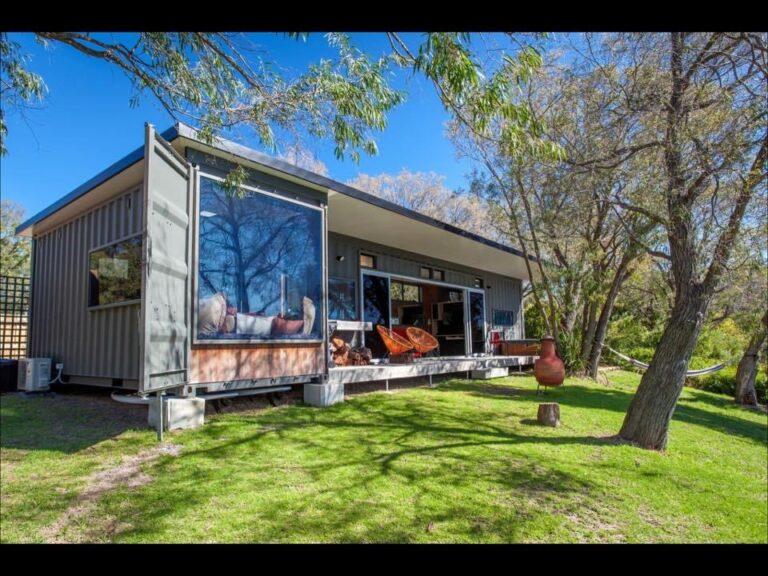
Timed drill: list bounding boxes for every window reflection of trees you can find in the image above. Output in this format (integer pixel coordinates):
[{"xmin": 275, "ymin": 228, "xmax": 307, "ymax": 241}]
[{"xmin": 197, "ymin": 177, "xmax": 322, "ymax": 324}]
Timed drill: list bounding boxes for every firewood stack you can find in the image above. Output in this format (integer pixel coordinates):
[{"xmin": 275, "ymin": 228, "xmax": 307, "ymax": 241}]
[{"xmin": 330, "ymin": 335, "xmax": 372, "ymax": 367}]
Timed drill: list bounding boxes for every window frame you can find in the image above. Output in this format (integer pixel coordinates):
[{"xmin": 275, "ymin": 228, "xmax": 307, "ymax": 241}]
[
  {"xmin": 328, "ymin": 277, "xmax": 358, "ymax": 321},
  {"xmin": 432, "ymin": 268, "xmax": 445, "ymax": 282},
  {"xmin": 419, "ymin": 266, "xmax": 432, "ymax": 279},
  {"xmin": 360, "ymin": 252, "xmax": 376, "ymax": 269},
  {"xmin": 87, "ymin": 233, "xmax": 143, "ymax": 311},
  {"xmin": 192, "ymin": 172, "xmax": 326, "ymax": 346}
]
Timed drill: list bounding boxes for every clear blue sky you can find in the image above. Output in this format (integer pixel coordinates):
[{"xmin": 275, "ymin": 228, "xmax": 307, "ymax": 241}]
[{"xmin": 1, "ymin": 33, "xmax": 480, "ymax": 221}]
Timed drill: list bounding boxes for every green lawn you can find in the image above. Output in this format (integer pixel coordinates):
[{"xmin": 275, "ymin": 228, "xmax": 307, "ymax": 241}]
[{"xmin": 1, "ymin": 370, "xmax": 766, "ymax": 543}]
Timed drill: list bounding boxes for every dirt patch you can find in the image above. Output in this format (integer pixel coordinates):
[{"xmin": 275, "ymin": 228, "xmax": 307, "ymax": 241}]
[{"xmin": 40, "ymin": 443, "xmax": 181, "ymax": 543}]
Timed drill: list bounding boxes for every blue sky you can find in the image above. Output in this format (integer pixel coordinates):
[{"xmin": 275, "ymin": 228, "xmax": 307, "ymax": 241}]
[{"xmin": 1, "ymin": 33, "xmax": 479, "ymax": 220}]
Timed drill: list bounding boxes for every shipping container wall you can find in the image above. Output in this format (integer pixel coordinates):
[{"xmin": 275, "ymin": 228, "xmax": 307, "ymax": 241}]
[
  {"xmin": 28, "ymin": 186, "xmax": 144, "ymax": 387},
  {"xmin": 185, "ymin": 148, "xmax": 327, "ymax": 388},
  {"xmin": 327, "ymin": 232, "xmax": 524, "ymax": 339}
]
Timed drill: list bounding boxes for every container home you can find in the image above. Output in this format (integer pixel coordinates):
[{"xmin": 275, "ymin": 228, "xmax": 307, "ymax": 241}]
[{"xmin": 16, "ymin": 123, "xmax": 534, "ymax": 411}]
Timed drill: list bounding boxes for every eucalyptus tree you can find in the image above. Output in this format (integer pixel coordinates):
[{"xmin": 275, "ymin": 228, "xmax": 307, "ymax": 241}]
[
  {"xmin": 576, "ymin": 33, "xmax": 767, "ymax": 449},
  {"xmin": 452, "ymin": 45, "xmax": 660, "ymax": 373},
  {"xmin": 0, "ymin": 200, "xmax": 30, "ymax": 276},
  {"xmin": 347, "ymin": 170, "xmax": 493, "ymax": 240},
  {"xmin": 734, "ymin": 310, "xmax": 767, "ymax": 406},
  {"xmin": 1, "ymin": 32, "xmax": 405, "ymax": 161},
  {"xmin": 2, "ymin": 32, "xmax": 555, "ymax": 168}
]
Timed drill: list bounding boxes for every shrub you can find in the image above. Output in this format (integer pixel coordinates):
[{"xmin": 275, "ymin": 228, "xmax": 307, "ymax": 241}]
[
  {"xmin": 693, "ymin": 319, "xmax": 748, "ymax": 361},
  {"xmin": 687, "ymin": 362, "xmax": 767, "ymax": 404}
]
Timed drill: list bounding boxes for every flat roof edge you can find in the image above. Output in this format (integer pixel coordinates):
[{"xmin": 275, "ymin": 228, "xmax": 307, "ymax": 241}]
[
  {"xmin": 15, "ymin": 124, "xmax": 180, "ymax": 236},
  {"xmin": 177, "ymin": 123, "xmax": 532, "ymax": 262},
  {"xmin": 15, "ymin": 120, "xmax": 534, "ymax": 266}
]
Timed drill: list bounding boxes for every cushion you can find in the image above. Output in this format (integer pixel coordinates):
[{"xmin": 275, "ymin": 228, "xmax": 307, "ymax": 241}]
[
  {"xmin": 272, "ymin": 316, "xmax": 304, "ymax": 336},
  {"xmin": 236, "ymin": 313, "xmax": 275, "ymax": 336},
  {"xmin": 302, "ymin": 296, "xmax": 316, "ymax": 336},
  {"xmin": 198, "ymin": 293, "xmax": 227, "ymax": 335}
]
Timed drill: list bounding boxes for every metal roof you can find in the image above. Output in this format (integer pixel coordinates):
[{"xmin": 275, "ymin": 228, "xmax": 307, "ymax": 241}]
[{"xmin": 15, "ymin": 122, "xmax": 530, "ymax": 263}]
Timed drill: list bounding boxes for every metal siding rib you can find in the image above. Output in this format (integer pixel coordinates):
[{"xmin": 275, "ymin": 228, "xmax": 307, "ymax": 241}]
[{"xmin": 27, "ymin": 184, "xmax": 142, "ymax": 382}]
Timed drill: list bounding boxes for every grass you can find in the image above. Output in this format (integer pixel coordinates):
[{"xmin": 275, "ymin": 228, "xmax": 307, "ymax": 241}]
[{"xmin": 1, "ymin": 370, "xmax": 766, "ymax": 543}]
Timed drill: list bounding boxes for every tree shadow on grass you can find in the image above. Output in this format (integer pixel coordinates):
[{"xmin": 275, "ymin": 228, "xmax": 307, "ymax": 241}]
[
  {"xmin": 445, "ymin": 380, "xmax": 767, "ymax": 445},
  {"xmin": 0, "ymin": 392, "xmax": 147, "ymax": 454},
  {"xmin": 104, "ymin": 396, "xmax": 604, "ymax": 542}
]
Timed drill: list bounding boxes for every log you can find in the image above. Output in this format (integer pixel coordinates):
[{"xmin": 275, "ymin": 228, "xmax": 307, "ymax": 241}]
[
  {"xmin": 389, "ymin": 352, "xmax": 416, "ymax": 364},
  {"xmin": 537, "ymin": 403, "xmax": 560, "ymax": 427},
  {"xmin": 331, "ymin": 336, "xmax": 347, "ymax": 351}
]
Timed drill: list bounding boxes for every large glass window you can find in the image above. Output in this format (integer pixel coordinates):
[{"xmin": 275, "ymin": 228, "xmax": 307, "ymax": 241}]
[
  {"xmin": 88, "ymin": 236, "xmax": 142, "ymax": 307},
  {"xmin": 196, "ymin": 176, "xmax": 323, "ymax": 341},
  {"xmin": 390, "ymin": 280, "xmax": 422, "ymax": 303},
  {"xmin": 329, "ymin": 278, "xmax": 357, "ymax": 321}
]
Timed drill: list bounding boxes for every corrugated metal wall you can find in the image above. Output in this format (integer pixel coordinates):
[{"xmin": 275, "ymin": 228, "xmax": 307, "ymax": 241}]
[
  {"xmin": 28, "ymin": 173, "xmax": 524, "ymax": 389},
  {"xmin": 29, "ymin": 186, "xmax": 144, "ymax": 384},
  {"xmin": 328, "ymin": 232, "xmax": 523, "ymax": 338}
]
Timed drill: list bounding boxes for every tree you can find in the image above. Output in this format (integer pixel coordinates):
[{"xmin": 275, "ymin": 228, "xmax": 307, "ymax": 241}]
[
  {"xmin": 583, "ymin": 33, "xmax": 768, "ymax": 450},
  {"xmin": 3, "ymin": 33, "xmax": 554, "ymax": 162},
  {"xmin": 347, "ymin": 170, "xmax": 494, "ymax": 239},
  {"xmin": 453, "ymin": 45, "xmax": 660, "ymax": 373},
  {"xmin": 734, "ymin": 310, "xmax": 768, "ymax": 406},
  {"xmin": 0, "ymin": 200, "xmax": 30, "ymax": 276},
  {"xmin": 278, "ymin": 144, "xmax": 330, "ymax": 176},
  {"xmin": 1, "ymin": 32, "xmax": 405, "ymax": 161}
]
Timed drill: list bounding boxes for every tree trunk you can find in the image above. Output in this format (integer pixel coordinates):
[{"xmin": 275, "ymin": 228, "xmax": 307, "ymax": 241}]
[
  {"xmin": 618, "ymin": 288, "xmax": 708, "ymax": 450},
  {"xmin": 587, "ymin": 255, "xmax": 633, "ymax": 379},
  {"xmin": 580, "ymin": 300, "xmax": 597, "ymax": 369},
  {"xmin": 735, "ymin": 311, "xmax": 767, "ymax": 406}
]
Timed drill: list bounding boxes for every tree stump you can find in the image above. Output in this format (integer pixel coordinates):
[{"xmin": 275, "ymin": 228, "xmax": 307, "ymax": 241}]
[{"xmin": 537, "ymin": 403, "xmax": 560, "ymax": 427}]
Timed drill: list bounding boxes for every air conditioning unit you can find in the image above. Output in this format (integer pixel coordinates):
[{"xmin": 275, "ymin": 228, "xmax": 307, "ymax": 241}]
[{"xmin": 18, "ymin": 358, "xmax": 52, "ymax": 392}]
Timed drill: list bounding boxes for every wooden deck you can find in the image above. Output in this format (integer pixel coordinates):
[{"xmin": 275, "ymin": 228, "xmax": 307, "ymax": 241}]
[{"xmin": 328, "ymin": 355, "xmax": 537, "ymax": 385}]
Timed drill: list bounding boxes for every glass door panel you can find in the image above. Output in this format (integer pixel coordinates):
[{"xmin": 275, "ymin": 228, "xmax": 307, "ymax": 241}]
[
  {"xmin": 362, "ymin": 273, "xmax": 390, "ymax": 358},
  {"xmin": 468, "ymin": 290, "xmax": 486, "ymax": 355}
]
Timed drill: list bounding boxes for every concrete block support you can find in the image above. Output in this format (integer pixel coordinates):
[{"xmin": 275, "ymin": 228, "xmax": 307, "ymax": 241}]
[
  {"xmin": 470, "ymin": 367, "xmax": 509, "ymax": 380},
  {"xmin": 148, "ymin": 397, "xmax": 206, "ymax": 431},
  {"xmin": 304, "ymin": 382, "xmax": 345, "ymax": 407}
]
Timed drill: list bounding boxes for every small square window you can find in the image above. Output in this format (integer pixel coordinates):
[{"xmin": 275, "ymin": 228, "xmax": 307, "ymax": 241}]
[
  {"xmin": 432, "ymin": 269, "xmax": 445, "ymax": 282},
  {"xmin": 360, "ymin": 253, "xmax": 376, "ymax": 269},
  {"xmin": 474, "ymin": 277, "xmax": 484, "ymax": 288},
  {"xmin": 420, "ymin": 266, "xmax": 431, "ymax": 279},
  {"xmin": 88, "ymin": 235, "xmax": 142, "ymax": 307}
]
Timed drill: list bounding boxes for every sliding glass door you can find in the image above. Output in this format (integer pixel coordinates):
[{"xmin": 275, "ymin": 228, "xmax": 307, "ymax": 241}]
[
  {"xmin": 467, "ymin": 290, "xmax": 486, "ymax": 355},
  {"xmin": 360, "ymin": 269, "xmax": 487, "ymax": 358},
  {"xmin": 362, "ymin": 273, "xmax": 390, "ymax": 358}
]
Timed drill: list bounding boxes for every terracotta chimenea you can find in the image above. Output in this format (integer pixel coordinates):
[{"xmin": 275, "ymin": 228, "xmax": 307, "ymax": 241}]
[{"xmin": 534, "ymin": 336, "xmax": 565, "ymax": 388}]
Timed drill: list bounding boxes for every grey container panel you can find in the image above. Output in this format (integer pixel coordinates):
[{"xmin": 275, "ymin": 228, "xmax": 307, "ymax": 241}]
[
  {"xmin": 327, "ymin": 232, "xmax": 523, "ymax": 337},
  {"xmin": 140, "ymin": 125, "xmax": 193, "ymax": 392},
  {"xmin": 28, "ymin": 188, "xmax": 144, "ymax": 380},
  {"xmin": 185, "ymin": 149, "xmax": 327, "ymax": 208}
]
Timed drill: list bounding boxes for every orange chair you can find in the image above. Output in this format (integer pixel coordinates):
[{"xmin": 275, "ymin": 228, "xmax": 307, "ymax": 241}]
[
  {"xmin": 405, "ymin": 326, "xmax": 439, "ymax": 354},
  {"xmin": 376, "ymin": 324, "xmax": 414, "ymax": 356}
]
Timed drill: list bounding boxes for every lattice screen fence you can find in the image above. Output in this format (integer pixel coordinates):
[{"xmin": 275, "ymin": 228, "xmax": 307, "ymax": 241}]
[{"xmin": 0, "ymin": 276, "xmax": 30, "ymax": 359}]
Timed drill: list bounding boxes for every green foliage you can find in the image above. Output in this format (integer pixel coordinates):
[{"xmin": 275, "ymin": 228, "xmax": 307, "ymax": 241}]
[
  {"xmin": 0, "ymin": 200, "xmax": 30, "ymax": 276},
  {"xmin": 393, "ymin": 32, "xmax": 564, "ymax": 162},
  {"xmin": 523, "ymin": 300, "xmax": 547, "ymax": 339},
  {"xmin": 606, "ymin": 314, "xmax": 664, "ymax": 354},
  {"xmin": 556, "ymin": 329, "xmax": 584, "ymax": 374},
  {"xmin": 0, "ymin": 33, "xmax": 46, "ymax": 156},
  {"xmin": 608, "ymin": 315, "xmax": 751, "ymax": 367},
  {"xmin": 605, "ymin": 313, "xmax": 765, "ymax": 403},
  {"xmin": 689, "ymin": 364, "xmax": 768, "ymax": 404},
  {"xmin": 692, "ymin": 319, "xmax": 748, "ymax": 362},
  {"xmin": 2, "ymin": 33, "xmax": 406, "ymax": 163}
]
